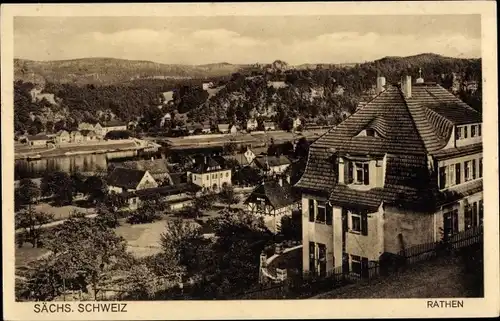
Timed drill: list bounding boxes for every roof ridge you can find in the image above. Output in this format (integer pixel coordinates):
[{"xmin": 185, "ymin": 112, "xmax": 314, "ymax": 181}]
[{"xmin": 399, "ymin": 89, "xmax": 429, "ymax": 154}]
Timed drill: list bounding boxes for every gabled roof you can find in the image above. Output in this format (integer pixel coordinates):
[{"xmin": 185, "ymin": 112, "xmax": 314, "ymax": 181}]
[
  {"xmin": 245, "ymin": 180, "xmax": 296, "ymax": 209},
  {"xmin": 27, "ymin": 134, "xmax": 50, "ymax": 141},
  {"xmin": 119, "ymin": 159, "xmax": 170, "ymax": 175},
  {"xmin": 254, "ymin": 155, "xmax": 291, "ymax": 169},
  {"xmin": 107, "ymin": 168, "xmax": 147, "ymax": 189},
  {"xmin": 103, "ymin": 120, "xmax": 127, "ymax": 127},
  {"xmin": 223, "ymin": 154, "xmax": 251, "ymax": 167},
  {"xmin": 191, "ymin": 156, "xmax": 225, "ymax": 173}
]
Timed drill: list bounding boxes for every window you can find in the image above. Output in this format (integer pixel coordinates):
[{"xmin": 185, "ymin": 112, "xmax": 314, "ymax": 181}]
[
  {"xmin": 464, "ymin": 126, "xmax": 468, "ymax": 138},
  {"xmin": 346, "ymin": 161, "xmax": 354, "ymax": 184},
  {"xmin": 350, "ymin": 211, "xmax": 368, "ymax": 235},
  {"xmin": 366, "ymin": 129, "xmax": 375, "ymax": 137},
  {"xmin": 464, "ymin": 161, "xmax": 471, "ymax": 182},
  {"xmin": 471, "ymin": 125, "xmax": 476, "ymax": 137},
  {"xmin": 326, "ymin": 203, "xmax": 333, "ymax": 225},
  {"xmin": 455, "ymin": 163, "xmax": 461, "ymax": 185},
  {"xmin": 193, "ymin": 176, "xmax": 196, "ymax": 181},
  {"xmin": 206, "ymin": 175, "xmax": 209, "ymax": 180},
  {"xmin": 318, "ymin": 244, "xmax": 327, "ymax": 277},
  {"xmin": 464, "ymin": 204, "xmax": 473, "ymax": 229},
  {"xmin": 351, "ymin": 213, "xmax": 361, "ymax": 233},
  {"xmin": 308, "ymin": 199, "xmax": 315, "ymax": 222},
  {"xmin": 354, "ymin": 162, "xmax": 369, "ymax": 185},
  {"xmin": 478, "ymin": 124, "xmax": 482, "ymax": 136},
  {"xmin": 455, "ymin": 127, "xmax": 462, "ymax": 140},
  {"xmin": 316, "ymin": 204, "xmax": 326, "ymax": 223},
  {"xmin": 472, "ymin": 202, "xmax": 479, "ymax": 227},
  {"xmin": 309, "ymin": 242, "xmax": 316, "ymax": 274},
  {"xmin": 478, "ymin": 200, "xmax": 484, "ymax": 224},
  {"xmin": 226, "ymin": 172, "xmax": 229, "ymax": 177},
  {"xmin": 448, "ymin": 165, "xmax": 455, "ymax": 186},
  {"xmin": 443, "ymin": 209, "xmax": 459, "ymax": 240},
  {"xmin": 472, "ymin": 159, "xmax": 477, "ymax": 179},
  {"xmin": 351, "ymin": 255, "xmax": 361, "ymax": 275},
  {"xmin": 439, "ymin": 166, "xmax": 447, "ymax": 189},
  {"xmin": 479, "ymin": 158, "xmax": 483, "ymax": 178}
]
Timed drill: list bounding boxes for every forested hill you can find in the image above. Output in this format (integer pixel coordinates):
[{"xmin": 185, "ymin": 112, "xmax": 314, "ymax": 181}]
[
  {"xmin": 13, "ymin": 53, "xmax": 482, "ymax": 136},
  {"xmin": 14, "ymin": 58, "xmax": 249, "ymax": 85}
]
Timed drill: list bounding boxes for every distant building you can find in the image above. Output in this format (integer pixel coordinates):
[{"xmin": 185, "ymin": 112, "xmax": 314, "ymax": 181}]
[
  {"xmin": 107, "ymin": 168, "xmax": 158, "ymax": 194},
  {"xmin": 26, "ymin": 134, "xmax": 50, "ymax": 146},
  {"xmin": 80, "ymin": 130, "xmax": 99, "ymax": 142},
  {"xmin": 217, "ymin": 123, "xmax": 230, "ymax": 134},
  {"xmin": 79, "ymin": 122, "xmax": 97, "ymax": 131},
  {"xmin": 252, "ymin": 155, "xmax": 291, "ymax": 176},
  {"xmin": 188, "ymin": 156, "xmax": 232, "ymax": 192},
  {"xmin": 245, "ymin": 178, "xmax": 297, "ymax": 233},
  {"xmin": 102, "ymin": 120, "xmax": 127, "ymax": 135},
  {"xmin": 247, "ymin": 118, "xmax": 258, "ymax": 131},
  {"xmin": 292, "ymin": 117, "xmax": 302, "ymax": 130},
  {"xmin": 69, "ymin": 130, "xmax": 83, "ymax": 143},
  {"xmin": 55, "ymin": 130, "xmax": 70, "ymax": 144},
  {"xmin": 264, "ymin": 121, "xmax": 276, "ymax": 131},
  {"xmin": 202, "ymin": 82, "xmax": 214, "ymax": 91},
  {"xmin": 201, "ymin": 122, "xmax": 212, "ymax": 134},
  {"xmin": 117, "ymin": 159, "xmax": 174, "ymax": 185}
]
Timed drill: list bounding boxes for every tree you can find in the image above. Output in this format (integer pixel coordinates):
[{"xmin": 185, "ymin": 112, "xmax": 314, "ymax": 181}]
[
  {"xmin": 223, "ymin": 141, "xmax": 238, "ymax": 155},
  {"xmin": 70, "ymin": 173, "xmax": 86, "ymax": 196},
  {"xmin": 127, "ymin": 200, "xmax": 163, "ymax": 224},
  {"xmin": 15, "ymin": 208, "xmax": 54, "ymax": 248},
  {"xmin": 41, "ymin": 171, "xmax": 74, "ymax": 205},
  {"xmin": 95, "ymin": 203, "xmax": 120, "ymax": 228},
  {"xmin": 294, "ymin": 137, "xmax": 310, "ymax": 159},
  {"xmin": 218, "ymin": 185, "xmax": 239, "ymax": 209},
  {"xmin": 15, "ymin": 178, "xmax": 40, "ymax": 211},
  {"xmin": 40, "ymin": 213, "xmax": 130, "ymax": 300},
  {"xmin": 160, "ymin": 218, "xmax": 205, "ymax": 272},
  {"xmin": 279, "ymin": 213, "xmax": 302, "ymax": 241},
  {"xmin": 84, "ymin": 175, "xmax": 108, "ymax": 204}
]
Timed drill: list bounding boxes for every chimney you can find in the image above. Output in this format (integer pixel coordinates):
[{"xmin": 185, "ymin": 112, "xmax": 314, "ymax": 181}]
[
  {"xmin": 376, "ymin": 76, "xmax": 386, "ymax": 94},
  {"xmin": 401, "ymin": 75, "xmax": 412, "ymax": 98}
]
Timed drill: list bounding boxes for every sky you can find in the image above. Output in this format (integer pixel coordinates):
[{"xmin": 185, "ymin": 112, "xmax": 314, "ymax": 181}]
[{"xmin": 14, "ymin": 15, "xmax": 481, "ymax": 65}]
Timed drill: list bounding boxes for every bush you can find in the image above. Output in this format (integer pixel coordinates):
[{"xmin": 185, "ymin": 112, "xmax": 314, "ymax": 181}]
[{"xmin": 127, "ymin": 202, "xmax": 163, "ymax": 224}]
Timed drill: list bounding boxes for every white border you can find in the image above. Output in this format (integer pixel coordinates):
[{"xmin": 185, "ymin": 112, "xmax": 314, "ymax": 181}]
[{"xmin": 2, "ymin": 2, "xmax": 499, "ymax": 320}]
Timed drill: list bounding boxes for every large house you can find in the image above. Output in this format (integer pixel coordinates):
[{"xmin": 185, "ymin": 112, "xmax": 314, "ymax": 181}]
[
  {"xmin": 188, "ymin": 156, "xmax": 232, "ymax": 192},
  {"xmin": 245, "ymin": 178, "xmax": 298, "ymax": 233},
  {"xmin": 295, "ymin": 75, "xmax": 483, "ymax": 278}
]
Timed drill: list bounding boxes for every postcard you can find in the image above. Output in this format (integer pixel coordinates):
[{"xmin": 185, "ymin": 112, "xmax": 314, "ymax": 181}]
[{"xmin": 2, "ymin": 1, "xmax": 499, "ymax": 320}]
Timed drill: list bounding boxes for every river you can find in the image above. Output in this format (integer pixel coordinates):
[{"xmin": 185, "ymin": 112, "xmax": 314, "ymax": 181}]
[{"xmin": 15, "ymin": 150, "xmax": 167, "ymax": 180}]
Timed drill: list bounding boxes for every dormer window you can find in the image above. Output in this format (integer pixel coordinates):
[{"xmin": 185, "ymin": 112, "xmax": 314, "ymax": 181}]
[{"xmin": 366, "ymin": 129, "xmax": 375, "ymax": 137}]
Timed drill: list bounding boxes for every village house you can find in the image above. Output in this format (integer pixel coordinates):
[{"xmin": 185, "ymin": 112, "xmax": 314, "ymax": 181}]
[
  {"xmin": 245, "ymin": 178, "xmax": 298, "ymax": 233},
  {"xmin": 101, "ymin": 120, "xmax": 128, "ymax": 135},
  {"xmin": 117, "ymin": 158, "xmax": 174, "ymax": 186},
  {"xmin": 69, "ymin": 130, "xmax": 83, "ymax": 143},
  {"xmin": 121, "ymin": 183, "xmax": 202, "ymax": 211},
  {"xmin": 201, "ymin": 122, "xmax": 212, "ymax": 134},
  {"xmin": 295, "ymin": 75, "xmax": 483, "ymax": 278},
  {"xmin": 55, "ymin": 130, "xmax": 70, "ymax": 144},
  {"xmin": 247, "ymin": 118, "xmax": 259, "ymax": 131},
  {"xmin": 217, "ymin": 123, "xmax": 238, "ymax": 134},
  {"xmin": 264, "ymin": 121, "xmax": 277, "ymax": 131},
  {"xmin": 80, "ymin": 130, "xmax": 99, "ymax": 142},
  {"xmin": 107, "ymin": 168, "xmax": 159, "ymax": 210},
  {"xmin": 26, "ymin": 134, "xmax": 50, "ymax": 146},
  {"xmin": 78, "ymin": 122, "xmax": 97, "ymax": 132},
  {"xmin": 252, "ymin": 155, "xmax": 292, "ymax": 176},
  {"xmin": 292, "ymin": 117, "xmax": 302, "ymax": 130},
  {"xmin": 188, "ymin": 156, "xmax": 232, "ymax": 192}
]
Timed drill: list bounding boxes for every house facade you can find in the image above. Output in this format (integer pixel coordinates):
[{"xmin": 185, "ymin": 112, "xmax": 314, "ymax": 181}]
[
  {"xmin": 26, "ymin": 134, "xmax": 50, "ymax": 146},
  {"xmin": 264, "ymin": 122, "xmax": 276, "ymax": 131},
  {"xmin": 245, "ymin": 179, "xmax": 297, "ymax": 233},
  {"xmin": 102, "ymin": 120, "xmax": 127, "ymax": 135},
  {"xmin": 69, "ymin": 131, "xmax": 83, "ymax": 143},
  {"xmin": 107, "ymin": 168, "xmax": 159, "ymax": 210},
  {"xmin": 247, "ymin": 118, "xmax": 258, "ymax": 131},
  {"xmin": 188, "ymin": 156, "xmax": 232, "ymax": 192},
  {"xmin": 55, "ymin": 130, "xmax": 70, "ymax": 144},
  {"xmin": 295, "ymin": 76, "xmax": 483, "ymax": 278}
]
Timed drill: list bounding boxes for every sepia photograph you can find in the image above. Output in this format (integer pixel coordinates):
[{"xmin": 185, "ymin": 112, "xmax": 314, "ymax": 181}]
[{"xmin": 2, "ymin": 2, "xmax": 498, "ymax": 320}]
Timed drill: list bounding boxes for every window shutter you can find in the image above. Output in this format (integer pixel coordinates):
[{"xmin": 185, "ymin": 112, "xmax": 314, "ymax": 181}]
[
  {"xmin": 346, "ymin": 161, "xmax": 353, "ymax": 184},
  {"xmin": 326, "ymin": 202, "xmax": 333, "ymax": 225},
  {"xmin": 361, "ymin": 257, "xmax": 369, "ymax": 278},
  {"xmin": 363, "ymin": 163, "xmax": 369, "ymax": 185},
  {"xmin": 455, "ymin": 163, "xmax": 461, "ymax": 184},
  {"xmin": 472, "ymin": 159, "xmax": 477, "ymax": 179},
  {"xmin": 361, "ymin": 212, "xmax": 368, "ymax": 236},
  {"xmin": 308, "ymin": 199, "xmax": 315, "ymax": 222}
]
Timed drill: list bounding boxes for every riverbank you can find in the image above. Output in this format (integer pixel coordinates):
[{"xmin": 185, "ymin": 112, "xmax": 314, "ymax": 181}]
[
  {"xmin": 15, "ymin": 139, "xmax": 149, "ymax": 161},
  {"xmin": 144, "ymin": 129, "xmax": 327, "ymax": 149}
]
